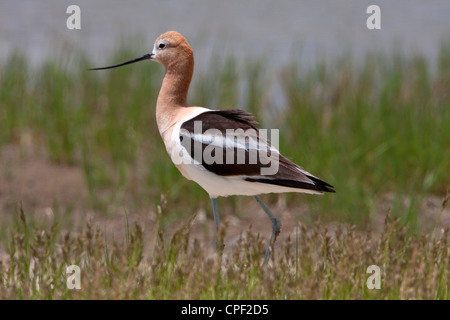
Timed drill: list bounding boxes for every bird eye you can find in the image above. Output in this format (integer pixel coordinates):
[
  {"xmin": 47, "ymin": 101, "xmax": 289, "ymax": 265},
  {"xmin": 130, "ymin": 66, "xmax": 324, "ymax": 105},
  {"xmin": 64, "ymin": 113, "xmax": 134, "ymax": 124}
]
[{"xmin": 158, "ymin": 43, "xmax": 165, "ymax": 49}]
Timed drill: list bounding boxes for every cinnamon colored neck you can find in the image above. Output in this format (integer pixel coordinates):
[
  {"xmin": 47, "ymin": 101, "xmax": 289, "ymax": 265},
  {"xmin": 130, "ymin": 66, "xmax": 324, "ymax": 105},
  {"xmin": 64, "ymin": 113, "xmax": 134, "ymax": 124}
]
[
  {"xmin": 157, "ymin": 58, "xmax": 193, "ymax": 107},
  {"xmin": 155, "ymin": 56, "xmax": 194, "ymax": 134}
]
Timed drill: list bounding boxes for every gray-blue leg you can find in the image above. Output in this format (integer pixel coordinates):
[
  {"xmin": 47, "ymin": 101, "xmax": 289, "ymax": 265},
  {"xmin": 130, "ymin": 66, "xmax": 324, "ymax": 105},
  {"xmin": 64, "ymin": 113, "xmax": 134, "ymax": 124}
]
[
  {"xmin": 254, "ymin": 195, "xmax": 282, "ymax": 265},
  {"xmin": 211, "ymin": 197, "xmax": 223, "ymax": 251}
]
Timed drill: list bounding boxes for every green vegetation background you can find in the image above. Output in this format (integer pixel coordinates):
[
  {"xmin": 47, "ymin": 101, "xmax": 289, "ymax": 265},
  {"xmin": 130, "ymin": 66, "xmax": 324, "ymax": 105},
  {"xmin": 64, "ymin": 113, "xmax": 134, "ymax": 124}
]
[{"xmin": 0, "ymin": 42, "xmax": 448, "ymax": 299}]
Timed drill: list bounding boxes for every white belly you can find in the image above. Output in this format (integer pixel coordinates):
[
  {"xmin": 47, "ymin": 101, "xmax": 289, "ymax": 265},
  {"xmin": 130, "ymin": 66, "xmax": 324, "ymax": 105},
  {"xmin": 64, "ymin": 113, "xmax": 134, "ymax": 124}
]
[{"xmin": 176, "ymin": 162, "xmax": 322, "ymax": 197}]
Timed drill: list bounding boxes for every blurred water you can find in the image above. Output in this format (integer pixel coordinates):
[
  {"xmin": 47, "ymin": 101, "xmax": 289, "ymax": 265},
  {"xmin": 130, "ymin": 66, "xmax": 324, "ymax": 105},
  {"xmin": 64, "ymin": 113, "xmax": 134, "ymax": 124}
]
[{"xmin": 1, "ymin": 0, "xmax": 449, "ymax": 70}]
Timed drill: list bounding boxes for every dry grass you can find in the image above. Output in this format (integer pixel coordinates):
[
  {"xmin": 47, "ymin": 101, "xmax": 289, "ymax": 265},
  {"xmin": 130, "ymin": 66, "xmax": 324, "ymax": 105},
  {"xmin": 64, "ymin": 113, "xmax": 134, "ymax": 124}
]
[{"xmin": 0, "ymin": 196, "xmax": 448, "ymax": 300}]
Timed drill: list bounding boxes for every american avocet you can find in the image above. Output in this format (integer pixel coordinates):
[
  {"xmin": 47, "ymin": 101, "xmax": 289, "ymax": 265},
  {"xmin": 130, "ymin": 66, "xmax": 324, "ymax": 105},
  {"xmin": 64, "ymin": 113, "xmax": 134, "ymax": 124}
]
[{"xmin": 90, "ymin": 31, "xmax": 335, "ymax": 264}]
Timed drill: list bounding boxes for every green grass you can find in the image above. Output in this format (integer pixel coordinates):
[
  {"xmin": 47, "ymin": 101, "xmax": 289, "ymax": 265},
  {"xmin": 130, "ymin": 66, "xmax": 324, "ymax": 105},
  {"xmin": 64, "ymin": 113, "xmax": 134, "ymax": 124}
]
[
  {"xmin": 1, "ymin": 44, "xmax": 448, "ymax": 222},
  {"xmin": 0, "ymin": 42, "xmax": 449, "ymax": 299},
  {"xmin": 280, "ymin": 51, "xmax": 450, "ymax": 226}
]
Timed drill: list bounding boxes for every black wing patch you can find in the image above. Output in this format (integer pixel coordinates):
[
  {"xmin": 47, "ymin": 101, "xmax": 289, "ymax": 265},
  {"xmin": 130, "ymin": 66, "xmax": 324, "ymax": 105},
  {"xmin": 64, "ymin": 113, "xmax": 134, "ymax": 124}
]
[
  {"xmin": 180, "ymin": 109, "xmax": 335, "ymax": 193},
  {"xmin": 181, "ymin": 109, "xmax": 259, "ymax": 133},
  {"xmin": 180, "ymin": 109, "xmax": 269, "ymax": 176}
]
